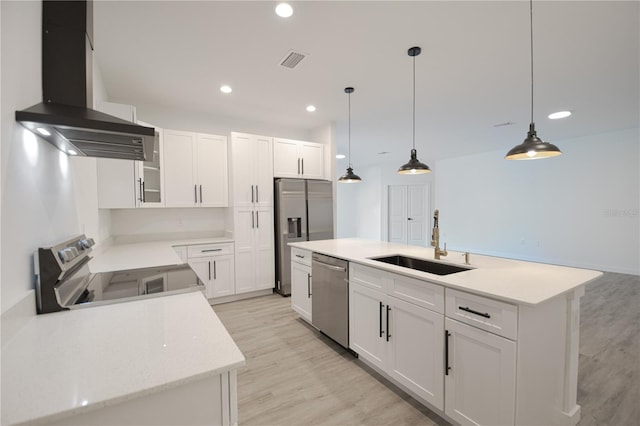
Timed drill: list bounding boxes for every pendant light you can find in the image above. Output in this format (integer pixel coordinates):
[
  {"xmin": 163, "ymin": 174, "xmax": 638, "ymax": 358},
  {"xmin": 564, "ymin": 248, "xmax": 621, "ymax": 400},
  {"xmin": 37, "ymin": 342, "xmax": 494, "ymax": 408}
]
[
  {"xmin": 338, "ymin": 87, "xmax": 362, "ymax": 183},
  {"xmin": 505, "ymin": 0, "xmax": 562, "ymax": 160},
  {"xmin": 398, "ymin": 46, "xmax": 431, "ymax": 175}
]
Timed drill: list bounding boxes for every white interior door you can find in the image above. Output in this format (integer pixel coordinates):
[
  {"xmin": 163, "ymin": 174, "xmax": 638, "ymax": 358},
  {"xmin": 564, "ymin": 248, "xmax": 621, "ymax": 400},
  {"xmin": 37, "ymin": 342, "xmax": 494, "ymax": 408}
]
[
  {"xmin": 388, "ymin": 185, "xmax": 429, "ymax": 246},
  {"xmin": 388, "ymin": 186, "xmax": 407, "ymax": 244},
  {"xmin": 407, "ymin": 185, "xmax": 428, "ymax": 247}
]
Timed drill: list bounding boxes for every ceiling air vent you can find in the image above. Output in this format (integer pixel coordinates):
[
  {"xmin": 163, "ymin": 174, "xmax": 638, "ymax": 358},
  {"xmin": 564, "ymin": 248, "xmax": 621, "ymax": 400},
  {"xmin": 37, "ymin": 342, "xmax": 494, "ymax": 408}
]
[{"xmin": 279, "ymin": 50, "xmax": 307, "ymax": 69}]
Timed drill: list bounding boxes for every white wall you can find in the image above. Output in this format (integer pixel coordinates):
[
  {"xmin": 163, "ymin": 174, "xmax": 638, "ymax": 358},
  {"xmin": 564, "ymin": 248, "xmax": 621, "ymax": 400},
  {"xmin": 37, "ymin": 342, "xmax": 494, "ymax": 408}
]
[
  {"xmin": 1, "ymin": 1, "xmax": 83, "ymax": 312},
  {"xmin": 336, "ymin": 159, "xmax": 434, "ymax": 240},
  {"xmin": 434, "ymin": 127, "xmax": 639, "ymax": 274}
]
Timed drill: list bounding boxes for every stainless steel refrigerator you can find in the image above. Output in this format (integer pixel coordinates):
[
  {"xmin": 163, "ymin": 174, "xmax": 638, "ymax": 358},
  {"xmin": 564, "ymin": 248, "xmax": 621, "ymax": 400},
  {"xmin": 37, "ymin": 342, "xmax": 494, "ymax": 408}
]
[{"xmin": 274, "ymin": 178, "xmax": 334, "ymax": 296}]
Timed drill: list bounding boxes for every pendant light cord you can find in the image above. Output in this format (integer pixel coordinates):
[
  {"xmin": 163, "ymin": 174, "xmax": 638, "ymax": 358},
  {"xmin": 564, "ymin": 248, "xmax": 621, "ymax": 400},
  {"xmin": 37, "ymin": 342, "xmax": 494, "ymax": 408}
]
[
  {"xmin": 348, "ymin": 91, "xmax": 352, "ymax": 168},
  {"xmin": 530, "ymin": 0, "xmax": 534, "ymax": 125},
  {"xmin": 412, "ymin": 53, "xmax": 416, "ymax": 150}
]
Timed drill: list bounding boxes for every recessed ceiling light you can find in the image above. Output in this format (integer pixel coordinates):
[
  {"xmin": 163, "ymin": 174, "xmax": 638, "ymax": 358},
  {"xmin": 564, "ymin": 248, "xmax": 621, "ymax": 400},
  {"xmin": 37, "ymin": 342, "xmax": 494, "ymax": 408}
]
[
  {"xmin": 220, "ymin": 85, "xmax": 232, "ymax": 94},
  {"xmin": 275, "ymin": 3, "xmax": 293, "ymax": 18},
  {"xmin": 67, "ymin": 149, "xmax": 78, "ymax": 156},
  {"xmin": 306, "ymin": 105, "xmax": 316, "ymax": 112},
  {"xmin": 36, "ymin": 127, "xmax": 51, "ymax": 136},
  {"xmin": 336, "ymin": 154, "xmax": 346, "ymax": 159},
  {"xmin": 548, "ymin": 110, "xmax": 571, "ymax": 120}
]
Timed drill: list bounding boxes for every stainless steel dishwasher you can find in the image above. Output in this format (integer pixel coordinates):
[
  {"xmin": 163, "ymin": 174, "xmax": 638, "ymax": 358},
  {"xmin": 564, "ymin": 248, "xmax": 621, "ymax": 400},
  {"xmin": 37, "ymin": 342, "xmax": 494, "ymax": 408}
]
[{"xmin": 311, "ymin": 253, "xmax": 349, "ymax": 348}]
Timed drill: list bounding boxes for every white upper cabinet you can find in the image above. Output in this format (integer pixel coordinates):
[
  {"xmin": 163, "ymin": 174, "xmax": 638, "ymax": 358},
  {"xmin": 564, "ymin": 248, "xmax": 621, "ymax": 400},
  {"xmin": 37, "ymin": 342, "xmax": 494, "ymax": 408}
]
[
  {"xmin": 136, "ymin": 120, "xmax": 164, "ymax": 208},
  {"xmin": 273, "ymin": 138, "xmax": 324, "ymax": 179},
  {"xmin": 230, "ymin": 132, "xmax": 273, "ymax": 207},
  {"xmin": 164, "ymin": 130, "xmax": 228, "ymax": 208}
]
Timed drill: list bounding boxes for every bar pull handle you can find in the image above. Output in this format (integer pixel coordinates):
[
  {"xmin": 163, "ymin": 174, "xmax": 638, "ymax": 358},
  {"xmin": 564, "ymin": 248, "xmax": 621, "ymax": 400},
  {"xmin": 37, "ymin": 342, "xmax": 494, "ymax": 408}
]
[
  {"xmin": 194, "ymin": 185, "xmax": 198, "ymax": 203},
  {"xmin": 256, "ymin": 185, "xmax": 259, "ymax": 203},
  {"xmin": 379, "ymin": 302, "xmax": 384, "ymax": 338},
  {"xmin": 297, "ymin": 158, "xmax": 300, "ymax": 175},
  {"xmin": 256, "ymin": 211, "xmax": 259, "ymax": 228},
  {"xmin": 251, "ymin": 211, "xmax": 255, "ymax": 229},
  {"xmin": 459, "ymin": 306, "xmax": 491, "ymax": 319},
  {"xmin": 307, "ymin": 273, "xmax": 312, "ymax": 298},
  {"xmin": 251, "ymin": 185, "xmax": 254, "ymax": 203},
  {"xmin": 386, "ymin": 305, "xmax": 392, "ymax": 342},
  {"xmin": 199, "ymin": 185, "xmax": 203, "ymax": 204},
  {"xmin": 301, "ymin": 158, "xmax": 304, "ymax": 175},
  {"xmin": 201, "ymin": 248, "xmax": 222, "ymax": 253},
  {"xmin": 213, "ymin": 261, "xmax": 217, "ymax": 280},
  {"xmin": 138, "ymin": 178, "xmax": 144, "ymax": 202},
  {"xmin": 208, "ymin": 261, "xmax": 211, "ymax": 281},
  {"xmin": 445, "ymin": 330, "xmax": 451, "ymax": 375},
  {"xmin": 141, "ymin": 181, "xmax": 146, "ymax": 203},
  {"xmin": 295, "ymin": 254, "xmax": 305, "ymax": 259}
]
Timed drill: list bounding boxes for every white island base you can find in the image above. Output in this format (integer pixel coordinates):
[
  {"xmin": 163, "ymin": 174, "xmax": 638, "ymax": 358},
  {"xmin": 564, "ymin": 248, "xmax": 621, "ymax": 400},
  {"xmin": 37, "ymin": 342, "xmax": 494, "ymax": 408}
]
[{"xmin": 46, "ymin": 372, "xmax": 238, "ymax": 426}]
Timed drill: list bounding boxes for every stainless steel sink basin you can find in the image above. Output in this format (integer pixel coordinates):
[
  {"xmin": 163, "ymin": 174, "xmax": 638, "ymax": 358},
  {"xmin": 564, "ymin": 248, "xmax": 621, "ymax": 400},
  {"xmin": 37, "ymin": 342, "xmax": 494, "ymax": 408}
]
[{"xmin": 370, "ymin": 255, "xmax": 471, "ymax": 276}]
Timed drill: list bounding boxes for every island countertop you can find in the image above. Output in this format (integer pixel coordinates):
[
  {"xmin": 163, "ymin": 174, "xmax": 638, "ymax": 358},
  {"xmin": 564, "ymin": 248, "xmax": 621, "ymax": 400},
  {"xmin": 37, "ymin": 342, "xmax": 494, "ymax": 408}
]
[
  {"xmin": 289, "ymin": 238, "xmax": 602, "ymax": 306},
  {"xmin": 1, "ymin": 292, "xmax": 245, "ymax": 425}
]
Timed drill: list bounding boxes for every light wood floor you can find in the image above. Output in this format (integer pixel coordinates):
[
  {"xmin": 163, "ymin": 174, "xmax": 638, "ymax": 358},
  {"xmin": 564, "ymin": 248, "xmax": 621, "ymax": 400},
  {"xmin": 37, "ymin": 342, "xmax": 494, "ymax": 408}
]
[{"xmin": 213, "ymin": 272, "xmax": 639, "ymax": 426}]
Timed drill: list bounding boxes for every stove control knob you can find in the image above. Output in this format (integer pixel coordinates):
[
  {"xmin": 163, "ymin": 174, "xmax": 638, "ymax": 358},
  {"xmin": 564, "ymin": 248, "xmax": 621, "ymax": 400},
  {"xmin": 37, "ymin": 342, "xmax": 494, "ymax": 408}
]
[
  {"xmin": 76, "ymin": 241, "xmax": 85, "ymax": 251},
  {"xmin": 58, "ymin": 250, "xmax": 68, "ymax": 263},
  {"xmin": 69, "ymin": 247, "xmax": 79, "ymax": 258},
  {"xmin": 85, "ymin": 238, "xmax": 95, "ymax": 248}
]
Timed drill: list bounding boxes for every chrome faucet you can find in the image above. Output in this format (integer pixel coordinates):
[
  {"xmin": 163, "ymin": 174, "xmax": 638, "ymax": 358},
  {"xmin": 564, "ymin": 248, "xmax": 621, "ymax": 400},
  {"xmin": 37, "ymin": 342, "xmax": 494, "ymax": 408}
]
[{"xmin": 431, "ymin": 209, "xmax": 447, "ymax": 260}]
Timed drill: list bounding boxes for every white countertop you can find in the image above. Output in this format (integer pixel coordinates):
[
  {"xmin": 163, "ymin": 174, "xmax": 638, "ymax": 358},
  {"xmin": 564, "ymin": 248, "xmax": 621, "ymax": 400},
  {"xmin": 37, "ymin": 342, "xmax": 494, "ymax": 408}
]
[
  {"xmin": 289, "ymin": 238, "xmax": 603, "ymax": 306},
  {"xmin": 1, "ymin": 292, "xmax": 245, "ymax": 425},
  {"xmin": 89, "ymin": 237, "xmax": 234, "ymax": 273}
]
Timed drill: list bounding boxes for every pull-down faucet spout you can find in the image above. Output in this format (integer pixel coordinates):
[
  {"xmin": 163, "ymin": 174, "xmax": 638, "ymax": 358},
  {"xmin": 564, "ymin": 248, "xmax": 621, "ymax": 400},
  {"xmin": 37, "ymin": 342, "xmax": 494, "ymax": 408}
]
[{"xmin": 431, "ymin": 209, "xmax": 447, "ymax": 260}]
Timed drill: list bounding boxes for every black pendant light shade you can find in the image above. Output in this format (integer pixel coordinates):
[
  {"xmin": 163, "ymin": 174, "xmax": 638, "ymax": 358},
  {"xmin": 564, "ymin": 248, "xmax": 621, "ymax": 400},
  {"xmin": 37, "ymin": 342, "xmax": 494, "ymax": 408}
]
[
  {"xmin": 505, "ymin": 123, "xmax": 562, "ymax": 160},
  {"xmin": 338, "ymin": 87, "xmax": 362, "ymax": 183},
  {"xmin": 505, "ymin": 0, "xmax": 562, "ymax": 161},
  {"xmin": 398, "ymin": 46, "xmax": 431, "ymax": 175}
]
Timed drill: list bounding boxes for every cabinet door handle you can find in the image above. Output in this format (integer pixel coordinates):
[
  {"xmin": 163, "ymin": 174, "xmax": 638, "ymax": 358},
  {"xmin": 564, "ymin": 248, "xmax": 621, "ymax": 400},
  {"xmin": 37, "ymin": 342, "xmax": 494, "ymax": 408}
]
[
  {"xmin": 213, "ymin": 261, "xmax": 217, "ymax": 280},
  {"xmin": 138, "ymin": 178, "xmax": 144, "ymax": 202},
  {"xmin": 251, "ymin": 185, "xmax": 254, "ymax": 203},
  {"xmin": 208, "ymin": 261, "xmax": 211, "ymax": 281},
  {"xmin": 301, "ymin": 158, "xmax": 304, "ymax": 175},
  {"xmin": 295, "ymin": 254, "xmax": 305, "ymax": 259},
  {"xmin": 194, "ymin": 185, "xmax": 198, "ymax": 203},
  {"xmin": 459, "ymin": 306, "xmax": 491, "ymax": 319},
  {"xmin": 379, "ymin": 302, "xmax": 384, "ymax": 338},
  {"xmin": 256, "ymin": 185, "xmax": 259, "ymax": 203},
  {"xmin": 445, "ymin": 330, "xmax": 451, "ymax": 375},
  {"xmin": 199, "ymin": 185, "xmax": 203, "ymax": 204},
  {"xmin": 141, "ymin": 181, "xmax": 146, "ymax": 203},
  {"xmin": 256, "ymin": 211, "xmax": 259, "ymax": 228},
  {"xmin": 251, "ymin": 211, "xmax": 255, "ymax": 229},
  {"xmin": 386, "ymin": 305, "xmax": 392, "ymax": 342},
  {"xmin": 201, "ymin": 248, "xmax": 222, "ymax": 253},
  {"xmin": 297, "ymin": 158, "xmax": 300, "ymax": 174},
  {"xmin": 307, "ymin": 273, "xmax": 311, "ymax": 298},
  {"xmin": 407, "ymin": 218, "xmax": 413, "ymax": 221}
]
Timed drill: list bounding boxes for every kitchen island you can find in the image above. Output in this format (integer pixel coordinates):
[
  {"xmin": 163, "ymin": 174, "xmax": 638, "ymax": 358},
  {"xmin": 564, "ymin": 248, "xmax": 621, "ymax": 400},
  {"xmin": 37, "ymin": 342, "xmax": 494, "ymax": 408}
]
[
  {"xmin": 1, "ymin": 292, "xmax": 245, "ymax": 425},
  {"xmin": 289, "ymin": 238, "xmax": 602, "ymax": 426}
]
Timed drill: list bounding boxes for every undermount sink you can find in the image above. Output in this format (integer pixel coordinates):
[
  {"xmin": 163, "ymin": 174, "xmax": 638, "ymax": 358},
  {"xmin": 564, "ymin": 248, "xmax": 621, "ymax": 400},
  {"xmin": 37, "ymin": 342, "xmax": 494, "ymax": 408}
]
[{"xmin": 370, "ymin": 255, "xmax": 471, "ymax": 276}]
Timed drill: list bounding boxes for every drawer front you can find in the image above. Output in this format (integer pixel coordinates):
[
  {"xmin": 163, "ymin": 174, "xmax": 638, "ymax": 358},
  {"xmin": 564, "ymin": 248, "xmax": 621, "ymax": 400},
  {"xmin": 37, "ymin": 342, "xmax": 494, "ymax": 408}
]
[
  {"xmin": 350, "ymin": 263, "xmax": 388, "ymax": 292},
  {"xmin": 187, "ymin": 243, "xmax": 234, "ymax": 258},
  {"xmin": 291, "ymin": 247, "xmax": 312, "ymax": 267},
  {"xmin": 389, "ymin": 273, "xmax": 444, "ymax": 314},
  {"xmin": 445, "ymin": 288, "xmax": 518, "ymax": 340}
]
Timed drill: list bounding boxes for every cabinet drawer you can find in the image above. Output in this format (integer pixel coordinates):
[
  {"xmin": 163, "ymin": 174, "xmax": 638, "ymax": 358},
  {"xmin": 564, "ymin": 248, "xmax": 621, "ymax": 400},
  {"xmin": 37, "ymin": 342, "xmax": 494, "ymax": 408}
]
[
  {"xmin": 187, "ymin": 243, "xmax": 234, "ymax": 258},
  {"xmin": 445, "ymin": 289, "xmax": 518, "ymax": 340},
  {"xmin": 389, "ymin": 273, "xmax": 444, "ymax": 314},
  {"xmin": 350, "ymin": 263, "xmax": 387, "ymax": 292},
  {"xmin": 291, "ymin": 247, "xmax": 312, "ymax": 267}
]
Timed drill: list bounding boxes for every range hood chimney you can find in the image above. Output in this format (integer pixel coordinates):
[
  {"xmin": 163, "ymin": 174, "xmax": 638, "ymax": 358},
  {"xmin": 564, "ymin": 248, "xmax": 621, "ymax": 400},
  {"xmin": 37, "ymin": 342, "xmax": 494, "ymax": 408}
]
[{"xmin": 15, "ymin": 0, "xmax": 154, "ymax": 161}]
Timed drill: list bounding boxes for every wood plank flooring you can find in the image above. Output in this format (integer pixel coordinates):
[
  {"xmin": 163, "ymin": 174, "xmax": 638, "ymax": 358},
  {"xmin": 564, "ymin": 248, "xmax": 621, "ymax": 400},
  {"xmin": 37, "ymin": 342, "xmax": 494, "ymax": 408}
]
[{"xmin": 213, "ymin": 272, "xmax": 639, "ymax": 426}]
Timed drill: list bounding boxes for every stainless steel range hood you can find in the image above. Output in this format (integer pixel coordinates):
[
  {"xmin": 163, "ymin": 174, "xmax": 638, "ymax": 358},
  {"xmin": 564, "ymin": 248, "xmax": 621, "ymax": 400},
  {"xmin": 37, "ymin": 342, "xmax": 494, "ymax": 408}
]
[{"xmin": 15, "ymin": 0, "xmax": 154, "ymax": 161}]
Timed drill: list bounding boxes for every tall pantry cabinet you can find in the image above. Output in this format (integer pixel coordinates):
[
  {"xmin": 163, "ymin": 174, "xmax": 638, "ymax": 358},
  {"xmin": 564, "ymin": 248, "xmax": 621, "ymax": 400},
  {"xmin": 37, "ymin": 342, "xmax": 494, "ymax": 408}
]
[{"xmin": 229, "ymin": 132, "xmax": 275, "ymax": 294}]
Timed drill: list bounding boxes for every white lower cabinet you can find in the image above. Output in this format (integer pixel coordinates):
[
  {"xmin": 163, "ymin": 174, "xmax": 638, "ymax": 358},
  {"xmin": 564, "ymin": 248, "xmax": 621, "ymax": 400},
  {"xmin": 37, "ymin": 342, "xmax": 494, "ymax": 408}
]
[
  {"xmin": 349, "ymin": 268, "xmax": 444, "ymax": 410},
  {"xmin": 233, "ymin": 207, "xmax": 274, "ymax": 294},
  {"xmin": 291, "ymin": 249, "xmax": 312, "ymax": 322},
  {"xmin": 444, "ymin": 318, "xmax": 516, "ymax": 426},
  {"xmin": 187, "ymin": 244, "xmax": 235, "ymax": 299}
]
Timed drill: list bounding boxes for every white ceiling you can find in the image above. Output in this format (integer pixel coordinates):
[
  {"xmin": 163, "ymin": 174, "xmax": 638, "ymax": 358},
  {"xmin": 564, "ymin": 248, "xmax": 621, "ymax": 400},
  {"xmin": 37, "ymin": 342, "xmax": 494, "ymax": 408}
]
[{"xmin": 94, "ymin": 1, "xmax": 639, "ymax": 167}]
